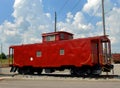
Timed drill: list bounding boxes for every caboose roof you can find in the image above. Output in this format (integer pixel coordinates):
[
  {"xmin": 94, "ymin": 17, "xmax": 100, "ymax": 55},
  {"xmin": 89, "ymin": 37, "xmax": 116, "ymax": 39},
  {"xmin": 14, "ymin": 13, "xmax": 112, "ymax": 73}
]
[
  {"xmin": 87, "ymin": 35, "xmax": 109, "ymax": 42},
  {"xmin": 9, "ymin": 31, "xmax": 110, "ymax": 48},
  {"xmin": 42, "ymin": 31, "xmax": 73, "ymax": 37}
]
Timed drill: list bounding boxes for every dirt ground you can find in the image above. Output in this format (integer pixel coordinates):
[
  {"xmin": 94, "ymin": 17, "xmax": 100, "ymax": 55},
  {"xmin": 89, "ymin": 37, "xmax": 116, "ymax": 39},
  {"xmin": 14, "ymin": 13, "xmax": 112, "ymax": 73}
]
[
  {"xmin": 0, "ymin": 64, "xmax": 120, "ymax": 88},
  {"xmin": 0, "ymin": 79, "xmax": 120, "ymax": 88}
]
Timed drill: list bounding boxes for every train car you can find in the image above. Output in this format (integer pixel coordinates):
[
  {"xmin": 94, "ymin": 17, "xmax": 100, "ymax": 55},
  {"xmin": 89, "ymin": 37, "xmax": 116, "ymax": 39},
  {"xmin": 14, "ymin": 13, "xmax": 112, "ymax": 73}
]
[
  {"xmin": 112, "ymin": 53, "xmax": 120, "ymax": 63},
  {"xmin": 9, "ymin": 31, "xmax": 113, "ymax": 76}
]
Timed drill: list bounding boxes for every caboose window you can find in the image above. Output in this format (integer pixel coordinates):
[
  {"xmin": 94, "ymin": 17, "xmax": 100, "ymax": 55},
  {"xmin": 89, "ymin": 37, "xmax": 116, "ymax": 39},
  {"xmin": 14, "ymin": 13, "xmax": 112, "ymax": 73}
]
[
  {"xmin": 36, "ymin": 51, "xmax": 42, "ymax": 57},
  {"xmin": 60, "ymin": 33, "xmax": 64, "ymax": 40},
  {"xmin": 46, "ymin": 35, "xmax": 55, "ymax": 41},
  {"xmin": 69, "ymin": 35, "xmax": 73, "ymax": 39},
  {"xmin": 60, "ymin": 49, "xmax": 65, "ymax": 55}
]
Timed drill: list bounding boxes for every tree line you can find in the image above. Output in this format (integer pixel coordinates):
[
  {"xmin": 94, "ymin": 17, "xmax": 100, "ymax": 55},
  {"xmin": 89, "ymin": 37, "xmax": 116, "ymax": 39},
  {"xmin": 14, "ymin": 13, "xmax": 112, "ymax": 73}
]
[{"xmin": 0, "ymin": 52, "xmax": 7, "ymax": 59}]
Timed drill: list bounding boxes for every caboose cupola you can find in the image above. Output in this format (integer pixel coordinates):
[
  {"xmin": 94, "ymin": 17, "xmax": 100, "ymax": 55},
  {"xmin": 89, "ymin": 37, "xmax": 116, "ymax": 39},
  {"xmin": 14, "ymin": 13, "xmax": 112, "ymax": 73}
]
[{"xmin": 42, "ymin": 31, "xmax": 73, "ymax": 43}]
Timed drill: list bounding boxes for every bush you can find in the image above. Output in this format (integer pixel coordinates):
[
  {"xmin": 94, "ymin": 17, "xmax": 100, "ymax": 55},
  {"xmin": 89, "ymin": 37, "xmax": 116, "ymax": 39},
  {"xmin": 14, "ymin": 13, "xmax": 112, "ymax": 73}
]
[{"xmin": 0, "ymin": 52, "xmax": 7, "ymax": 59}]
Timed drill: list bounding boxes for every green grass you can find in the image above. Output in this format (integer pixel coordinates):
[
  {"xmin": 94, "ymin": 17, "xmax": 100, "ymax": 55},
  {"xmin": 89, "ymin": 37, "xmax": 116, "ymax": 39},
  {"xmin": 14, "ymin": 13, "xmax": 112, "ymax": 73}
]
[{"xmin": 0, "ymin": 58, "xmax": 12, "ymax": 67}]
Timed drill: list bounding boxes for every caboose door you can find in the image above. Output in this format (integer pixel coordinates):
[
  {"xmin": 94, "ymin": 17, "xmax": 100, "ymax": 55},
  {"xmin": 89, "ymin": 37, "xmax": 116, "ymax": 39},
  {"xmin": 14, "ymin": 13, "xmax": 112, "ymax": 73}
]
[
  {"xmin": 91, "ymin": 40, "xmax": 99, "ymax": 64},
  {"xmin": 9, "ymin": 47, "xmax": 14, "ymax": 66}
]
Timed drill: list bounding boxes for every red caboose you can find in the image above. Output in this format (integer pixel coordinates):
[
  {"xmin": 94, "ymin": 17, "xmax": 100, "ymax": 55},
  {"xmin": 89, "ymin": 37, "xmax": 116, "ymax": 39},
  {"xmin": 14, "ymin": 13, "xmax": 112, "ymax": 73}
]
[{"xmin": 9, "ymin": 31, "xmax": 113, "ymax": 75}]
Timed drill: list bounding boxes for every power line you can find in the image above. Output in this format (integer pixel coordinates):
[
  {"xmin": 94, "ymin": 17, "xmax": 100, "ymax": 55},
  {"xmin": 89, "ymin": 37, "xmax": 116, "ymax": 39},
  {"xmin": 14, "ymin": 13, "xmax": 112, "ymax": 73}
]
[
  {"xmin": 57, "ymin": 0, "xmax": 69, "ymax": 22},
  {"xmin": 104, "ymin": 9, "xmax": 112, "ymax": 15},
  {"xmin": 58, "ymin": 0, "xmax": 82, "ymax": 21},
  {"xmin": 71, "ymin": 0, "xmax": 82, "ymax": 13},
  {"xmin": 87, "ymin": 4, "xmax": 102, "ymax": 24},
  {"xmin": 58, "ymin": 0, "xmax": 69, "ymax": 14},
  {"xmin": 58, "ymin": 0, "xmax": 82, "ymax": 14}
]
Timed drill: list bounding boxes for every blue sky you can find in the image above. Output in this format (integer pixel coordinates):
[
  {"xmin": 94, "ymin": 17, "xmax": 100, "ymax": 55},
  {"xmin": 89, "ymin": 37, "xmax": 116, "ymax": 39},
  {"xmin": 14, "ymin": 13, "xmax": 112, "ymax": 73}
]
[
  {"xmin": 0, "ymin": 0, "xmax": 119, "ymax": 24},
  {"xmin": 42, "ymin": 0, "xmax": 86, "ymax": 20},
  {"xmin": 0, "ymin": 0, "xmax": 120, "ymax": 54},
  {"xmin": 0, "ymin": 0, "xmax": 14, "ymax": 24},
  {"xmin": 0, "ymin": 0, "xmax": 92, "ymax": 23}
]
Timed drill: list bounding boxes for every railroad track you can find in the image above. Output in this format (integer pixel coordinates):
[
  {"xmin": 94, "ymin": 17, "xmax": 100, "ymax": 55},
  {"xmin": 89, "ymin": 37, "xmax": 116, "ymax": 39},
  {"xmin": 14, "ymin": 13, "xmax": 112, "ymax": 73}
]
[{"xmin": 10, "ymin": 73, "xmax": 120, "ymax": 80}]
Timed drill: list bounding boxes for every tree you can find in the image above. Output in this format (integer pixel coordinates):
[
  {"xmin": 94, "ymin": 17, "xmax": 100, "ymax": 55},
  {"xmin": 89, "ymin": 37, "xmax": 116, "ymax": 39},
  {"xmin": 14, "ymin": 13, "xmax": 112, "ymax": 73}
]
[{"xmin": 0, "ymin": 52, "xmax": 7, "ymax": 59}]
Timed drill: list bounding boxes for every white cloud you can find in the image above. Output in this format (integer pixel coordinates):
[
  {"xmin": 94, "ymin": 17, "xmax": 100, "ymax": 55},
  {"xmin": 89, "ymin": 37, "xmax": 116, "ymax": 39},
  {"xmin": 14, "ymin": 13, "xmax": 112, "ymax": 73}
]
[
  {"xmin": 83, "ymin": 0, "xmax": 113, "ymax": 17},
  {"xmin": 95, "ymin": 6, "xmax": 120, "ymax": 53},
  {"xmin": 0, "ymin": 0, "xmax": 52, "ymax": 54},
  {"xmin": 73, "ymin": 12, "xmax": 85, "ymax": 24},
  {"xmin": 66, "ymin": 12, "xmax": 73, "ymax": 23},
  {"xmin": 82, "ymin": 0, "xmax": 101, "ymax": 15},
  {"xmin": 105, "ymin": 7, "xmax": 120, "ymax": 52},
  {"xmin": 58, "ymin": 12, "xmax": 94, "ymax": 38},
  {"xmin": 0, "ymin": 0, "xmax": 120, "ymax": 54}
]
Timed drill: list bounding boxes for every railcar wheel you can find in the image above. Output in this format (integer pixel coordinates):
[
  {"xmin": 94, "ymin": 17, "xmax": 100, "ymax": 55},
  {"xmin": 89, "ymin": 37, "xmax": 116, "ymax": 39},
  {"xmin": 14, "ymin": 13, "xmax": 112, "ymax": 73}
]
[
  {"xmin": 86, "ymin": 69, "xmax": 92, "ymax": 76},
  {"xmin": 18, "ymin": 68, "xmax": 23, "ymax": 74},
  {"xmin": 70, "ymin": 68, "xmax": 85, "ymax": 76},
  {"xmin": 70, "ymin": 69, "xmax": 77, "ymax": 76},
  {"xmin": 18, "ymin": 67, "xmax": 31, "ymax": 75},
  {"xmin": 91, "ymin": 65, "xmax": 102, "ymax": 76},
  {"xmin": 70, "ymin": 66, "xmax": 93, "ymax": 76},
  {"xmin": 37, "ymin": 69, "xmax": 43, "ymax": 75}
]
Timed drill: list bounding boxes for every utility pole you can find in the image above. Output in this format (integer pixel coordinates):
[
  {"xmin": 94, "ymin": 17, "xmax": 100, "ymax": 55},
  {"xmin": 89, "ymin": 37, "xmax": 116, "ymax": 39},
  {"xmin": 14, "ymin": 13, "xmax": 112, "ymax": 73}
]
[
  {"xmin": 54, "ymin": 12, "xmax": 57, "ymax": 32},
  {"xmin": 102, "ymin": 0, "xmax": 106, "ymax": 36},
  {"xmin": 102, "ymin": 0, "xmax": 111, "ymax": 75},
  {"xmin": 102, "ymin": 0, "xmax": 108, "ymax": 63}
]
